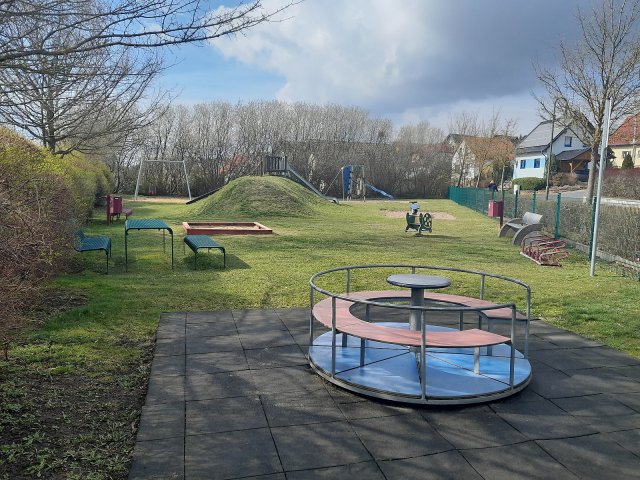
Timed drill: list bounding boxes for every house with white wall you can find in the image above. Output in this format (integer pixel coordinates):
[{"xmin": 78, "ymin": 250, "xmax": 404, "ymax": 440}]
[
  {"xmin": 514, "ymin": 120, "xmax": 589, "ymax": 179},
  {"xmin": 447, "ymin": 134, "xmax": 515, "ymax": 186},
  {"xmin": 609, "ymin": 114, "xmax": 640, "ymax": 168}
]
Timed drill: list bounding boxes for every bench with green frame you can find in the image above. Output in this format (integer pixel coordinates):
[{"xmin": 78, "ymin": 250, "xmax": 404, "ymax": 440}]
[
  {"xmin": 183, "ymin": 235, "xmax": 226, "ymax": 269},
  {"xmin": 405, "ymin": 212, "xmax": 433, "ymax": 235},
  {"xmin": 74, "ymin": 230, "xmax": 112, "ymax": 273}
]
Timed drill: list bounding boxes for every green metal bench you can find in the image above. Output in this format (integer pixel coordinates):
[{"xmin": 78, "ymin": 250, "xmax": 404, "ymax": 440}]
[
  {"xmin": 405, "ymin": 212, "xmax": 433, "ymax": 235},
  {"xmin": 183, "ymin": 235, "xmax": 226, "ymax": 269},
  {"xmin": 75, "ymin": 230, "xmax": 112, "ymax": 273}
]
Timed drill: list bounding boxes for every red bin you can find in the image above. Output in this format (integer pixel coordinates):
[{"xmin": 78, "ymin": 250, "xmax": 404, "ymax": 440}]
[{"xmin": 488, "ymin": 200, "xmax": 503, "ymax": 218}]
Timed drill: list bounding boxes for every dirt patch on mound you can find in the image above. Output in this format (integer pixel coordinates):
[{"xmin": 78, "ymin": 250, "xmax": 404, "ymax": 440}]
[{"xmin": 384, "ymin": 211, "xmax": 456, "ymax": 220}]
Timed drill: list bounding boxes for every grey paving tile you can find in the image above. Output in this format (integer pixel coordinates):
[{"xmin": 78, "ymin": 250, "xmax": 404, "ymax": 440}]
[
  {"xmin": 323, "ymin": 381, "xmax": 369, "ymax": 404},
  {"xmin": 568, "ymin": 367, "xmax": 640, "ymax": 395},
  {"xmin": 185, "ymin": 371, "xmax": 256, "ymax": 401},
  {"xmin": 576, "ymin": 412, "xmax": 640, "ymax": 433},
  {"xmin": 156, "ymin": 321, "xmax": 185, "ymax": 340},
  {"xmin": 338, "ymin": 399, "xmax": 413, "ymax": 421},
  {"xmin": 261, "ymin": 388, "xmax": 344, "ymax": 427},
  {"xmin": 535, "ymin": 331, "xmax": 603, "ymax": 348},
  {"xmin": 185, "ymin": 334, "xmax": 243, "ymax": 354},
  {"xmin": 277, "ymin": 313, "xmax": 310, "ymax": 331},
  {"xmin": 351, "ymin": 413, "xmax": 452, "ymax": 460},
  {"xmin": 232, "ymin": 475, "xmax": 285, "ymax": 480},
  {"xmin": 160, "ymin": 312, "xmax": 187, "ymax": 324},
  {"xmin": 552, "ymin": 393, "xmax": 637, "ymax": 417},
  {"xmin": 129, "ymin": 438, "xmax": 184, "ymax": 480},
  {"xmin": 275, "ymin": 307, "xmax": 308, "ymax": 317},
  {"xmin": 290, "ymin": 329, "xmax": 312, "ymax": 344},
  {"xmin": 538, "ymin": 434, "xmax": 640, "ymax": 478},
  {"xmin": 379, "ymin": 451, "xmax": 483, "ymax": 480},
  {"xmin": 605, "ymin": 428, "xmax": 640, "ymax": 456},
  {"xmin": 186, "ymin": 396, "xmax": 267, "ymax": 435},
  {"xmin": 615, "ymin": 391, "xmax": 640, "ymax": 412},
  {"xmin": 286, "ymin": 461, "xmax": 385, "ymax": 479},
  {"xmin": 151, "ymin": 354, "xmax": 185, "ymax": 377},
  {"xmin": 154, "ymin": 337, "xmax": 185, "ymax": 357},
  {"xmin": 185, "ymin": 350, "xmax": 248, "ymax": 375},
  {"xmin": 617, "ymin": 364, "xmax": 640, "ymax": 380},
  {"xmin": 271, "ymin": 421, "xmax": 372, "ymax": 471},
  {"xmin": 251, "ymin": 366, "xmax": 326, "ymax": 395},
  {"xmin": 527, "ymin": 365, "xmax": 598, "ymax": 399},
  {"xmin": 239, "ymin": 330, "xmax": 297, "ymax": 349},
  {"xmin": 423, "ymin": 405, "xmax": 527, "ymax": 449},
  {"xmin": 186, "ymin": 320, "xmax": 236, "ymax": 338},
  {"xmin": 138, "ymin": 309, "xmax": 640, "ymax": 480},
  {"xmin": 232, "ymin": 309, "xmax": 280, "ymax": 320},
  {"xmin": 527, "ymin": 321, "xmax": 567, "ymax": 335},
  {"xmin": 185, "ymin": 429, "xmax": 281, "ymax": 479},
  {"xmin": 522, "ymin": 336, "xmax": 564, "ymax": 351},
  {"xmin": 462, "ymin": 441, "xmax": 578, "ymax": 480},
  {"xmin": 137, "ymin": 402, "xmax": 184, "ymax": 441},
  {"xmin": 531, "ymin": 347, "xmax": 640, "ymax": 372},
  {"xmin": 492, "ymin": 397, "xmax": 597, "ymax": 439},
  {"xmin": 186, "ymin": 310, "xmax": 234, "ymax": 323},
  {"xmin": 145, "ymin": 375, "xmax": 185, "ymax": 405},
  {"xmin": 236, "ymin": 319, "xmax": 288, "ymax": 335},
  {"xmin": 245, "ymin": 344, "xmax": 307, "ymax": 369}
]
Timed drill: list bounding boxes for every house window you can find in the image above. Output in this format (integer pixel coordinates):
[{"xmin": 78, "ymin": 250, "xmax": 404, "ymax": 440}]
[
  {"xmin": 520, "ymin": 159, "xmax": 526, "ymax": 169},
  {"xmin": 534, "ymin": 158, "xmax": 541, "ymax": 168},
  {"xmin": 564, "ymin": 136, "xmax": 573, "ymax": 147}
]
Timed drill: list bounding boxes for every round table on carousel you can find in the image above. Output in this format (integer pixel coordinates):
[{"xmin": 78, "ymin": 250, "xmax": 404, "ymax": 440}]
[{"xmin": 386, "ymin": 274, "xmax": 451, "ymax": 331}]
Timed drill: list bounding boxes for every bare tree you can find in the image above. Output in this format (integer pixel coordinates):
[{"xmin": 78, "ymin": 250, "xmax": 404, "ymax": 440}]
[
  {"xmin": 0, "ymin": 25, "xmax": 165, "ymax": 154},
  {"xmin": 448, "ymin": 111, "xmax": 480, "ymax": 187},
  {"xmin": 536, "ymin": 0, "xmax": 640, "ymax": 201},
  {"xmin": 0, "ymin": 1, "xmax": 295, "ymax": 72}
]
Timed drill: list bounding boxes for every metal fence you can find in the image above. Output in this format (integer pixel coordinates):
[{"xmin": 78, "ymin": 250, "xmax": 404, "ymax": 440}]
[{"xmin": 449, "ymin": 186, "xmax": 640, "ymax": 277}]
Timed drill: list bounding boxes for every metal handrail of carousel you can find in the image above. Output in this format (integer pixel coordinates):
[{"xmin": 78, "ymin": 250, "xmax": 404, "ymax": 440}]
[{"xmin": 308, "ymin": 264, "xmax": 532, "ymax": 402}]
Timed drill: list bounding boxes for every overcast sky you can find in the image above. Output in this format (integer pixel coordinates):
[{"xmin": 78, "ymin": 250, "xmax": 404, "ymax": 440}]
[{"xmin": 159, "ymin": 0, "xmax": 599, "ymax": 136}]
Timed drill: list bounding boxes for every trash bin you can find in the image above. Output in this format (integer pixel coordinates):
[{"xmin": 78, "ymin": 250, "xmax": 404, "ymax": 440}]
[{"xmin": 488, "ymin": 200, "xmax": 503, "ymax": 218}]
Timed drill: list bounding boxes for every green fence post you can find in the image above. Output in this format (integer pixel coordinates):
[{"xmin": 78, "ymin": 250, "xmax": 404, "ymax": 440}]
[
  {"xmin": 555, "ymin": 192, "xmax": 561, "ymax": 239},
  {"xmin": 513, "ymin": 190, "xmax": 519, "ymax": 218},
  {"xmin": 532, "ymin": 191, "xmax": 537, "ymax": 213},
  {"xmin": 589, "ymin": 196, "xmax": 597, "ymax": 259}
]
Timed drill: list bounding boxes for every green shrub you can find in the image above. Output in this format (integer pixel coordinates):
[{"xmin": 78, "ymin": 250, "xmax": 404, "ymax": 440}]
[
  {"xmin": 513, "ymin": 177, "xmax": 547, "ymax": 191},
  {"xmin": 0, "ymin": 127, "xmax": 112, "ymax": 353},
  {"xmin": 603, "ymin": 169, "xmax": 640, "ymax": 199},
  {"xmin": 622, "ymin": 152, "xmax": 634, "ymax": 169}
]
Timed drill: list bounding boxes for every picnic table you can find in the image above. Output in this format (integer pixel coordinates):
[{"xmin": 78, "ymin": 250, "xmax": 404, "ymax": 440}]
[{"xmin": 125, "ymin": 219, "xmax": 173, "ymax": 272}]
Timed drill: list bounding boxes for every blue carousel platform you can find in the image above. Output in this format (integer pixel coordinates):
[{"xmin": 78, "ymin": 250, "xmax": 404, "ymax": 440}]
[
  {"xmin": 309, "ymin": 323, "xmax": 532, "ymax": 404},
  {"xmin": 308, "ymin": 265, "xmax": 533, "ymax": 405}
]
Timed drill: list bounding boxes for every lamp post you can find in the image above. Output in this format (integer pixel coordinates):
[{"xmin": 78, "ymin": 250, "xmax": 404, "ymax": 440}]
[{"xmin": 545, "ymin": 98, "xmax": 560, "ymax": 200}]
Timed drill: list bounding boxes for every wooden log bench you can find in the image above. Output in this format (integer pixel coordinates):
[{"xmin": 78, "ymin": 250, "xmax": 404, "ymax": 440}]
[
  {"xmin": 312, "ymin": 290, "xmax": 523, "ymax": 374},
  {"xmin": 499, "ymin": 211, "xmax": 543, "ymax": 245},
  {"xmin": 74, "ymin": 230, "xmax": 112, "ymax": 273},
  {"xmin": 183, "ymin": 235, "xmax": 226, "ymax": 269}
]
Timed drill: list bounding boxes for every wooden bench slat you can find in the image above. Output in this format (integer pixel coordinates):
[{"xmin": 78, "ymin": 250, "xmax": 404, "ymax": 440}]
[
  {"xmin": 312, "ymin": 290, "xmax": 516, "ymax": 349},
  {"xmin": 336, "ymin": 290, "xmax": 526, "ymax": 320}
]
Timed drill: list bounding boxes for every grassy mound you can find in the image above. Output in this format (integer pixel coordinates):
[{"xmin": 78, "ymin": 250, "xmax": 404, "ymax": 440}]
[{"xmin": 191, "ymin": 175, "xmax": 328, "ymax": 218}]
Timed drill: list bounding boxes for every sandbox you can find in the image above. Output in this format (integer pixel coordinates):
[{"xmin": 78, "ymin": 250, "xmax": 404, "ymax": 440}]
[{"xmin": 182, "ymin": 221, "xmax": 273, "ymax": 235}]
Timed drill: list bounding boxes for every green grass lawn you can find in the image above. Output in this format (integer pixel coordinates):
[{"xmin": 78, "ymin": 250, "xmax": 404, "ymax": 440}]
[{"xmin": 2, "ymin": 177, "xmax": 640, "ymax": 478}]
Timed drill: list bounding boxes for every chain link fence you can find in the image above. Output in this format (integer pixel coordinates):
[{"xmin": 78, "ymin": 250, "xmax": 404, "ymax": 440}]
[{"xmin": 449, "ymin": 186, "xmax": 640, "ymax": 279}]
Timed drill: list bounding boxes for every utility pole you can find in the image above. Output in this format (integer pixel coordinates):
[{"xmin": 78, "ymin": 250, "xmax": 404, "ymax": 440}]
[{"xmin": 590, "ymin": 98, "xmax": 612, "ymax": 277}]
